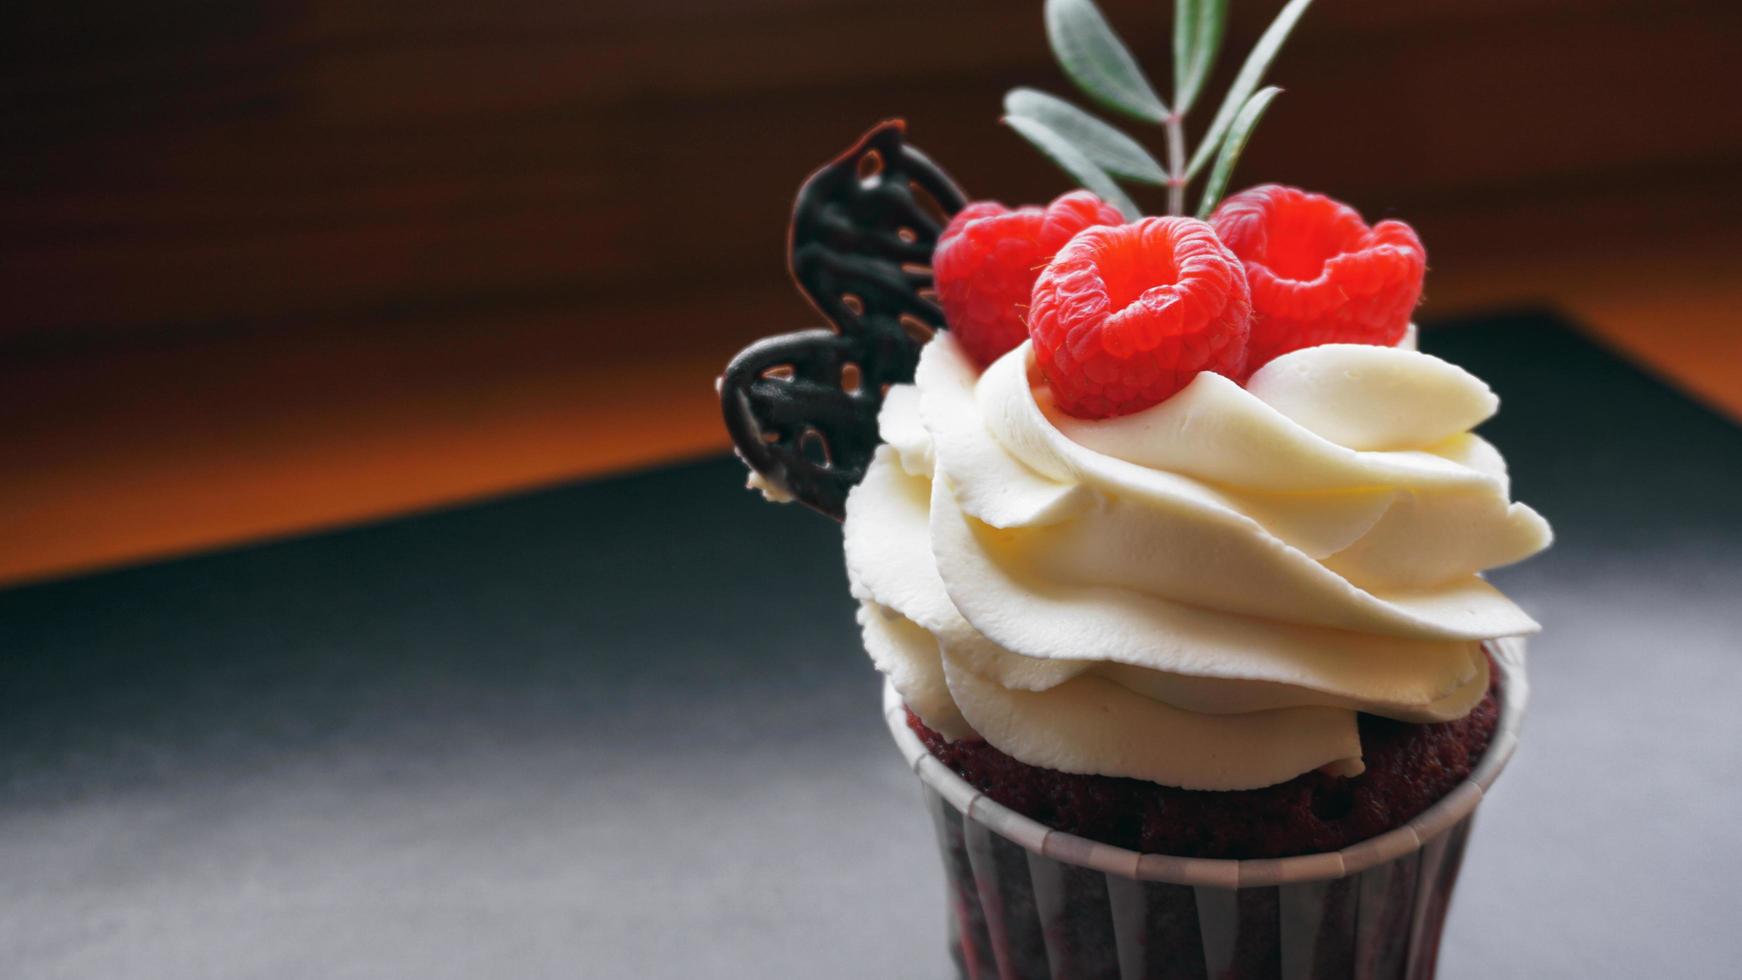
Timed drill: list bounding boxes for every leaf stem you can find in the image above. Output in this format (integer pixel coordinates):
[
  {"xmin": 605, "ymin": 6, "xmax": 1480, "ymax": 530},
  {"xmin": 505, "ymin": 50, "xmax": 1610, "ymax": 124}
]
[{"xmin": 1164, "ymin": 112, "xmax": 1186, "ymax": 215}]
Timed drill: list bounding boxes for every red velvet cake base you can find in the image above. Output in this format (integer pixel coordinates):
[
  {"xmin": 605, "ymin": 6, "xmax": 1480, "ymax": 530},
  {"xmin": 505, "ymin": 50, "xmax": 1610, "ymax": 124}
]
[{"xmin": 908, "ymin": 660, "xmax": 1500, "ymax": 860}]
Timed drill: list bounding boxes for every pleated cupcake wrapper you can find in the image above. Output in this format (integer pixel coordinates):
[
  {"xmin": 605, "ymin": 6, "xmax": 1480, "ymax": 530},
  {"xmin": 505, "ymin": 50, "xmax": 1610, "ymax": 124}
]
[{"xmin": 884, "ymin": 638, "xmax": 1528, "ymax": 980}]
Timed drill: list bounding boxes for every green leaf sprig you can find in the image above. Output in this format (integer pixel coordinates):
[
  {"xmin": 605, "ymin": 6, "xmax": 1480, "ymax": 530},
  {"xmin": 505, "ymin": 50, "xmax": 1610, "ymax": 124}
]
[{"xmin": 1004, "ymin": 0, "xmax": 1313, "ymax": 220}]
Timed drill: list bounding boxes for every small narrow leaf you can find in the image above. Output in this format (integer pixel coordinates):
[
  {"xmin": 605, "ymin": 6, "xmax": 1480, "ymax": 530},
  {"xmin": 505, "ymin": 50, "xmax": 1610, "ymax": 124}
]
[
  {"xmin": 1185, "ymin": 0, "xmax": 1313, "ymax": 181},
  {"xmin": 1005, "ymin": 88, "xmax": 1169, "ymax": 185},
  {"xmin": 1172, "ymin": 0, "xmax": 1198, "ymax": 99},
  {"xmin": 1045, "ymin": 0, "xmax": 1169, "ymax": 124},
  {"xmin": 1004, "ymin": 114, "xmax": 1142, "ymax": 219},
  {"xmin": 1195, "ymin": 86, "xmax": 1281, "ymax": 219},
  {"xmin": 1176, "ymin": 0, "xmax": 1229, "ymax": 116}
]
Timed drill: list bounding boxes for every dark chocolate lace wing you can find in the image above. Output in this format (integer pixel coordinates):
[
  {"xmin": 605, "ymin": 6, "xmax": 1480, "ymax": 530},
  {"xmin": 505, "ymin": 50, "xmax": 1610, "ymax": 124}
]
[{"xmin": 719, "ymin": 120, "xmax": 967, "ymax": 519}]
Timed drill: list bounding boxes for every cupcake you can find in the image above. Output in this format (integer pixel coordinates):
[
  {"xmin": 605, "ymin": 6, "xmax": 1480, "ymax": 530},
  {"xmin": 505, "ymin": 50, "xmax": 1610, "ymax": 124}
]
[{"xmin": 719, "ymin": 3, "xmax": 1551, "ymax": 977}]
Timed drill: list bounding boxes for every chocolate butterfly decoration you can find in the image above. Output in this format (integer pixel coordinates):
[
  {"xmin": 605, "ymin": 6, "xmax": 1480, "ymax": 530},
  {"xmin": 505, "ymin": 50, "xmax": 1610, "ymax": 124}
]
[{"xmin": 719, "ymin": 120, "xmax": 968, "ymax": 519}]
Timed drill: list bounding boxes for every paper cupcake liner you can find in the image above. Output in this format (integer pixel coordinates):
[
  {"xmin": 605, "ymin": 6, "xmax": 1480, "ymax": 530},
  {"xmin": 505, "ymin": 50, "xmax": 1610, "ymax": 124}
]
[{"xmin": 884, "ymin": 638, "xmax": 1527, "ymax": 980}]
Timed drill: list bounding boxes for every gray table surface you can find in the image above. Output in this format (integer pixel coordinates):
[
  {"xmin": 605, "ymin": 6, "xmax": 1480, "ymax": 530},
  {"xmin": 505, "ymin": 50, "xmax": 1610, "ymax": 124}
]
[{"xmin": 3, "ymin": 313, "xmax": 1739, "ymax": 978}]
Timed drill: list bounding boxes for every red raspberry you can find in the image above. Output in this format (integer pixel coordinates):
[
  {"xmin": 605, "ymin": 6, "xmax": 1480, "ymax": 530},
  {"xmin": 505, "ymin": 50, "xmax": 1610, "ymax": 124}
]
[
  {"xmin": 1028, "ymin": 217, "xmax": 1251, "ymax": 419},
  {"xmin": 933, "ymin": 190, "xmax": 1125, "ymax": 367},
  {"xmin": 1211, "ymin": 185, "xmax": 1426, "ymax": 372}
]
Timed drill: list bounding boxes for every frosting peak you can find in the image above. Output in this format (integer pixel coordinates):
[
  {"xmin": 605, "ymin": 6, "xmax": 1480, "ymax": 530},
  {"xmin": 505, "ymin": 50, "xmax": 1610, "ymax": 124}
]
[{"xmin": 845, "ymin": 333, "xmax": 1550, "ymax": 790}]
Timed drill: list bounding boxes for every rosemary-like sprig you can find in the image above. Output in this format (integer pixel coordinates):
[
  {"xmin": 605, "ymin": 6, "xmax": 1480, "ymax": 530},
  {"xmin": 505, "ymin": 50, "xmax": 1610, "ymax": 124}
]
[{"xmin": 1004, "ymin": 0, "xmax": 1314, "ymax": 219}]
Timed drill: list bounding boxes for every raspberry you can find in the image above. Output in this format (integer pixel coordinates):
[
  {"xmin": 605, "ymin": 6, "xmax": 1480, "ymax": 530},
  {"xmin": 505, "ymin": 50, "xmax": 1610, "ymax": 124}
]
[
  {"xmin": 933, "ymin": 190, "xmax": 1125, "ymax": 367},
  {"xmin": 1027, "ymin": 217, "xmax": 1251, "ymax": 419},
  {"xmin": 1211, "ymin": 184, "xmax": 1426, "ymax": 372}
]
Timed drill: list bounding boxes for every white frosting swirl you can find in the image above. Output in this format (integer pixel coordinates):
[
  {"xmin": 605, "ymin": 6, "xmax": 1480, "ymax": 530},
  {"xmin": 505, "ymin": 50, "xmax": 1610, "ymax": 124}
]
[{"xmin": 844, "ymin": 332, "xmax": 1551, "ymax": 790}]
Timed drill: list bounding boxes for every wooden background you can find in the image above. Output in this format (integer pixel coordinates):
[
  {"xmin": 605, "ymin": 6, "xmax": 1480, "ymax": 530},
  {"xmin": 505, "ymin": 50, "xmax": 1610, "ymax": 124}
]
[{"xmin": 4, "ymin": 0, "xmax": 1741, "ymax": 583}]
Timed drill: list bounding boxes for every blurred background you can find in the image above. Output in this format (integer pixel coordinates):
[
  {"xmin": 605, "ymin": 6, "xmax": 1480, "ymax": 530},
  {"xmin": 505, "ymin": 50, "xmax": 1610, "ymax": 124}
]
[{"xmin": 4, "ymin": 0, "xmax": 1740, "ymax": 586}]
